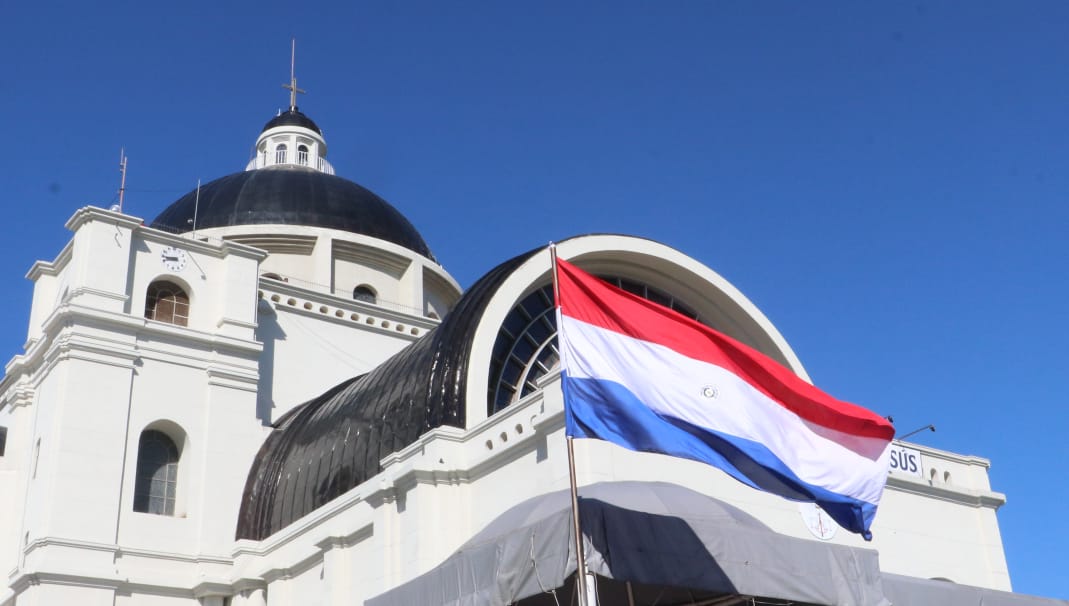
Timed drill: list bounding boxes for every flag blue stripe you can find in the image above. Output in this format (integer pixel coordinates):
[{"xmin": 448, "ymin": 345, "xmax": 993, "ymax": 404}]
[{"xmin": 563, "ymin": 373, "xmax": 878, "ymax": 538}]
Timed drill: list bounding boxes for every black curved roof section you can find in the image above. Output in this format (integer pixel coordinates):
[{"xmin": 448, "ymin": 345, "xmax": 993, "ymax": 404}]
[
  {"xmin": 262, "ymin": 108, "xmax": 322, "ymax": 134},
  {"xmin": 150, "ymin": 169, "xmax": 436, "ymax": 261},
  {"xmin": 236, "ymin": 247, "xmax": 541, "ymax": 540}
]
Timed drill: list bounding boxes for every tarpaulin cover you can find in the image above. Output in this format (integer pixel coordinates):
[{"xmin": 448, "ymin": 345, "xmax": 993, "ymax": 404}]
[
  {"xmin": 365, "ymin": 481, "xmax": 889, "ymax": 606},
  {"xmin": 881, "ymin": 574, "xmax": 1069, "ymax": 606}
]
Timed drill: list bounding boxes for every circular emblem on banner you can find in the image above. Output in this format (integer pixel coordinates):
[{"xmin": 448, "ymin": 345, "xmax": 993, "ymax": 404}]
[{"xmin": 701, "ymin": 385, "xmax": 718, "ymax": 399}]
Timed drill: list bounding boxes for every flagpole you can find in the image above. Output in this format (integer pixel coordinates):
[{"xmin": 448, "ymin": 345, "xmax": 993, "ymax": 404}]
[{"xmin": 551, "ymin": 243, "xmax": 591, "ymax": 606}]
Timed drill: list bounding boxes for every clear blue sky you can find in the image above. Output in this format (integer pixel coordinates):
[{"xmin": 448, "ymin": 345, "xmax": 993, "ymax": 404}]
[{"xmin": 4, "ymin": 1, "xmax": 1067, "ymax": 598}]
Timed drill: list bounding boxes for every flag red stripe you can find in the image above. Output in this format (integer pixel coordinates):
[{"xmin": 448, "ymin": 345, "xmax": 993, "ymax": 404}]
[{"xmin": 556, "ymin": 259, "xmax": 894, "ymax": 441}]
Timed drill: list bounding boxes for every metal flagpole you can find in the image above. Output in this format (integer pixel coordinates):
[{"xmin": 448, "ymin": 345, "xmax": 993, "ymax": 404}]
[{"xmin": 550, "ymin": 243, "xmax": 593, "ymax": 606}]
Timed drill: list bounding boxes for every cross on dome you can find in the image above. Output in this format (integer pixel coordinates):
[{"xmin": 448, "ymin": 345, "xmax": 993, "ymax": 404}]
[
  {"xmin": 246, "ymin": 39, "xmax": 332, "ymax": 174},
  {"xmin": 281, "ymin": 38, "xmax": 306, "ymax": 110}
]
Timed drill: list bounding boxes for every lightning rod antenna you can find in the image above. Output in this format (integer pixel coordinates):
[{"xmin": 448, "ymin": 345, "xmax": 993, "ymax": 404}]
[{"xmin": 118, "ymin": 148, "xmax": 128, "ymax": 213}]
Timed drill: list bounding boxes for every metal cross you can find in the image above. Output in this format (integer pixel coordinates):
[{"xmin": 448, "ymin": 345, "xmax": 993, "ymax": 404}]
[{"xmin": 281, "ymin": 38, "xmax": 306, "ymax": 110}]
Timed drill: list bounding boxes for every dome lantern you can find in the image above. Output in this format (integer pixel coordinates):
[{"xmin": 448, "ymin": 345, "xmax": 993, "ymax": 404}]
[
  {"xmin": 245, "ymin": 40, "xmax": 333, "ymax": 175},
  {"xmin": 152, "ymin": 40, "xmax": 437, "ymax": 261}
]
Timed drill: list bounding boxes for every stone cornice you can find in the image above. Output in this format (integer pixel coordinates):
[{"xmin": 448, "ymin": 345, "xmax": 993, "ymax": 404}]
[
  {"xmin": 64, "ymin": 206, "xmax": 144, "ymax": 233},
  {"xmin": 22, "ymin": 536, "xmax": 232, "ymax": 565},
  {"xmin": 9, "ymin": 571, "xmax": 197, "ymax": 600},
  {"xmin": 62, "ymin": 206, "xmax": 269, "ymax": 263},
  {"xmin": 331, "ymin": 238, "xmax": 411, "ymax": 275},
  {"xmin": 886, "ymin": 474, "xmax": 1006, "ymax": 509},
  {"xmin": 260, "ymin": 279, "xmax": 437, "ymax": 329},
  {"xmin": 1, "ymin": 303, "xmax": 262, "ymax": 396},
  {"xmin": 26, "ymin": 240, "xmax": 73, "ymax": 281},
  {"xmin": 894, "ymin": 439, "xmax": 992, "ymax": 468}
]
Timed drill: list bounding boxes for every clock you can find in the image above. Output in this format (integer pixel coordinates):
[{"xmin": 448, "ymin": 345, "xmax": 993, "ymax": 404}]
[
  {"xmin": 799, "ymin": 502, "xmax": 838, "ymax": 540},
  {"xmin": 160, "ymin": 246, "xmax": 188, "ymax": 272}
]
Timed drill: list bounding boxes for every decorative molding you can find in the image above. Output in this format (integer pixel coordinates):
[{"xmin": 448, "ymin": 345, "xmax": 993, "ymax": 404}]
[
  {"xmin": 885, "ymin": 474, "xmax": 1006, "ymax": 509},
  {"xmin": 893, "ymin": 441, "xmax": 992, "ymax": 469},
  {"xmin": 4, "ymin": 382, "xmax": 35, "ymax": 409},
  {"xmin": 231, "ymin": 577, "xmax": 267, "ymax": 593},
  {"xmin": 1, "ymin": 304, "xmax": 261, "ymax": 399},
  {"xmin": 192, "ymin": 580, "xmax": 234, "ymax": 599},
  {"xmin": 8, "ymin": 570, "xmax": 203, "ymax": 600},
  {"xmin": 10, "ymin": 571, "xmax": 121, "ymax": 595},
  {"xmin": 206, "ymin": 365, "xmax": 260, "ymax": 391},
  {"xmin": 260, "ymin": 551, "xmax": 323, "ymax": 584},
  {"xmin": 46, "ymin": 333, "xmax": 140, "ymax": 365},
  {"xmin": 260, "ymin": 280, "xmax": 433, "ymax": 326},
  {"xmin": 26, "ymin": 241, "xmax": 73, "ymax": 281},
  {"xmin": 216, "ymin": 316, "xmax": 258, "ymax": 331},
  {"xmin": 313, "ymin": 523, "xmax": 373, "ymax": 552},
  {"xmin": 231, "ymin": 490, "xmax": 373, "ymax": 561},
  {"xmin": 23, "ymin": 536, "xmax": 232, "ymax": 566},
  {"xmin": 422, "ymin": 264, "xmax": 462, "ymax": 305},
  {"xmin": 223, "ymin": 234, "xmax": 316, "ymax": 257},
  {"xmin": 332, "ymin": 239, "xmax": 411, "ymax": 276},
  {"xmin": 260, "ymin": 286, "xmax": 431, "ymax": 340},
  {"xmin": 64, "ymin": 206, "xmax": 144, "ymax": 233},
  {"xmin": 67, "ymin": 286, "xmax": 130, "ymax": 304}
]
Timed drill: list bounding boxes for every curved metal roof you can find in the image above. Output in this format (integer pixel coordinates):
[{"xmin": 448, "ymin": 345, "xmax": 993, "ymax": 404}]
[
  {"xmin": 236, "ymin": 247, "xmax": 540, "ymax": 540},
  {"xmin": 262, "ymin": 108, "xmax": 322, "ymax": 134},
  {"xmin": 150, "ymin": 168, "xmax": 436, "ymax": 260}
]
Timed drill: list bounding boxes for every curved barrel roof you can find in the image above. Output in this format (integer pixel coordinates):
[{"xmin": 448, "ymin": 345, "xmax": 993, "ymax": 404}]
[{"xmin": 236, "ymin": 248, "xmax": 539, "ymax": 540}]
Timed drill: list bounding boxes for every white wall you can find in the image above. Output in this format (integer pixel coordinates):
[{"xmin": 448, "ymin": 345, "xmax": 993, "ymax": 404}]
[
  {"xmin": 0, "ymin": 217, "xmax": 1015, "ymax": 606},
  {"xmin": 225, "ymin": 376, "xmax": 1011, "ymax": 606}
]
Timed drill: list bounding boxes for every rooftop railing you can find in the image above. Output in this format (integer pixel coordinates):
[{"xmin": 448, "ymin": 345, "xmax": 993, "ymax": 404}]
[{"xmin": 245, "ymin": 151, "xmax": 335, "ymax": 175}]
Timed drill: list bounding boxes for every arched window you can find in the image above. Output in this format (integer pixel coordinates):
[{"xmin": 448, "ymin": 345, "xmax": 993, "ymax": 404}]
[
  {"xmin": 353, "ymin": 285, "xmax": 377, "ymax": 304},
  {"xmin": 488, "ymin": 277, "xmax": 699, "ymax": 415},
  {"xmin": 297, "ymin": 144, "xmax": 309, "ymax": 166},
  {"xmin": 145, "ymin": 281, "xmax": 190, "ymax": 326},
  {"xmin": 133, "ymin": 430, "xmax": 180, "ymax": 515},
  {"xmin": 275, "ymin": 143, "xmax": 288, "ymax": 164}
]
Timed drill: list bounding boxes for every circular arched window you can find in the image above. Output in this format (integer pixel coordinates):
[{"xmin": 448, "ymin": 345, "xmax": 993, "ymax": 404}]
[
  {"xmin": 353, "ymin": 285, "xmax": 377, "ymax": 304},
  {"xmin": 488, "ymin": 276, "xmax": 697, "ymax": 415}
]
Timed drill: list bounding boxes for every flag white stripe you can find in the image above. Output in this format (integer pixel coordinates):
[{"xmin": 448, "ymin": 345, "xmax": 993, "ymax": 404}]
[{"xmin": 560, "ymin": 315, "xmax": 891, "ymax": 505}]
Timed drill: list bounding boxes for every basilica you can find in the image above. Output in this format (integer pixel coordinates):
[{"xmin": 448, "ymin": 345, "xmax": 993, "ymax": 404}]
[{"xmin": 0, "ymin": 84, "xmax": 1059, "ymax": 605}]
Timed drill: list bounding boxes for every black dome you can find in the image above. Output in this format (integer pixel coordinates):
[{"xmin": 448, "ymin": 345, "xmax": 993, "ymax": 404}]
[
  {"xmin": 151, "ymin": 168, "xmax": 435, "ymax": 260},
  {"xmin": 262, "ymin": 108, "xmax": 321, "ymax": 134}
]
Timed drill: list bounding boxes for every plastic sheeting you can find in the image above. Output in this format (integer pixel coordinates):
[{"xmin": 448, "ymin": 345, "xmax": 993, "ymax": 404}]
[
  {"xmin": 365, "ymin": 481, "xmax": 889, "ymax": 606},
  {"xmin": 882, "ymin": 574, "xmax": 1069, "ymax": 606}
]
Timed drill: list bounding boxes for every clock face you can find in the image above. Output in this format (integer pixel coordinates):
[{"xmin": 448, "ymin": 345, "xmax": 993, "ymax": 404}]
[
  {"xmin": 160, "ymin": 246, "xmax": 188, "ymax": 272},
  {"xmin": 799, "ymin": 502, "xmax": 838, "ymax": 540}
]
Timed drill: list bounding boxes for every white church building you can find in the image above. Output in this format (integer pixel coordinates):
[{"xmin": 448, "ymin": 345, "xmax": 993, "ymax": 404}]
[{"xmin": 0, "ymin": 87, "xmax": 1061, "ymax": 605}]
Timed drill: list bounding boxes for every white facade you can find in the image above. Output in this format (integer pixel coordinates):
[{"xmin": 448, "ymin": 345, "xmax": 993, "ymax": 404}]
[{"xmin": 0, "ymin": 107, "xmax": 1015, "ymax": 606}]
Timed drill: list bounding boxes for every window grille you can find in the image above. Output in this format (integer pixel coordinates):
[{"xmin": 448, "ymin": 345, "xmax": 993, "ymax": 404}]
[
  {"xmin": 145, "ymin": 281, "xmax": 190, "ymax": 326},
  {"xmin": 133, "ymin": 430, "xmax": 179, "ymax": 516}
]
